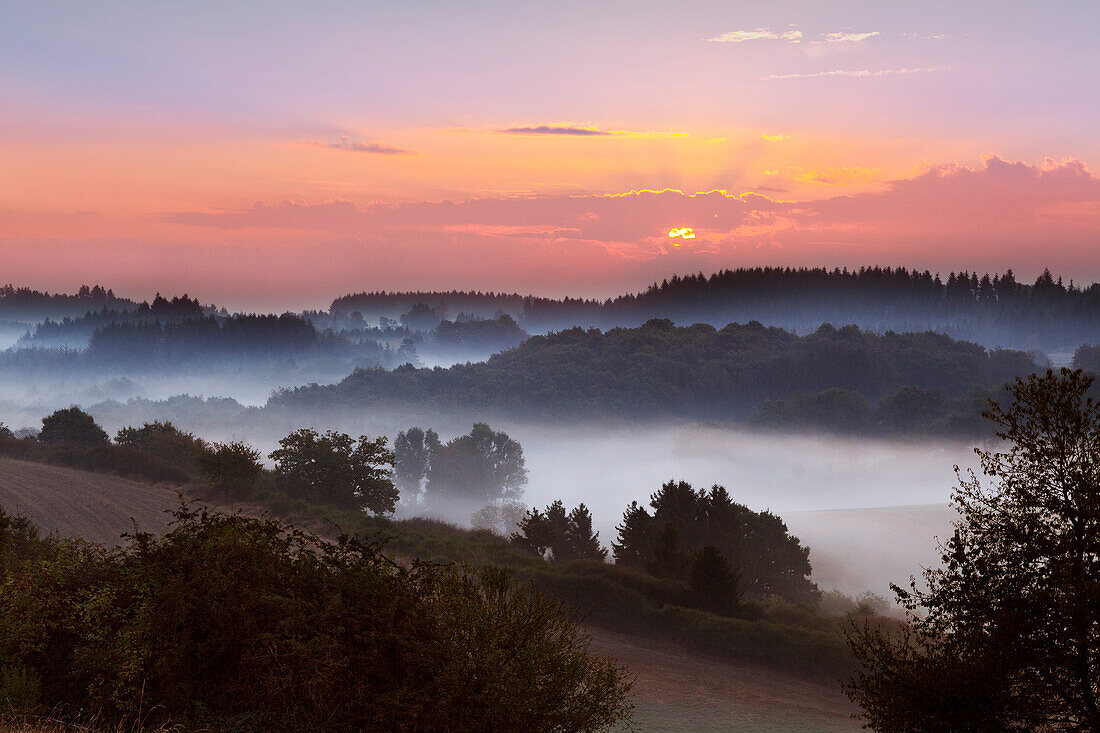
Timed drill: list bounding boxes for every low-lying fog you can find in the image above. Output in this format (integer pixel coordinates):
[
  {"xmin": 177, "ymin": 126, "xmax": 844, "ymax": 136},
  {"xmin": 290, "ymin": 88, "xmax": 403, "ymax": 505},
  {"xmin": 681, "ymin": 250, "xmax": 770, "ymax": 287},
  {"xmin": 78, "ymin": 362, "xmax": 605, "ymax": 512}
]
[
  {"xmin": 3, "ymin": 377, "xmax": 978, "ymax": 600},
  {"xmin": 87, "ymin": 401, "xmax": 977, "ymax": 599}
]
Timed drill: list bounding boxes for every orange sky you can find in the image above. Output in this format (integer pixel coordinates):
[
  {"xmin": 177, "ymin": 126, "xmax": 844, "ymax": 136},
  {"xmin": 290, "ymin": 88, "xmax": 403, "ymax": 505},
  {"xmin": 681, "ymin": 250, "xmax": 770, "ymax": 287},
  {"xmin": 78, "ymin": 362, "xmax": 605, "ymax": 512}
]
[{"xmin": 3, "ymin": 2, "xmax": 1099, "ymax": 309}]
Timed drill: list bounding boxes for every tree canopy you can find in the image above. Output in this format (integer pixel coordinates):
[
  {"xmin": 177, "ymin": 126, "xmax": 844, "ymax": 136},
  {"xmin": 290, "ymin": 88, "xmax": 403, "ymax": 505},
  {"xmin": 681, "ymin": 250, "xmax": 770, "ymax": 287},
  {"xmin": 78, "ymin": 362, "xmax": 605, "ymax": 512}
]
[
  {"xmin": 614, "ymin": 481, "xmax": 818, "ymax": 607},
  {"xmin": 847, "ymin": 369, "xmax": 1100, "ymax": 731},
  {"xmin": 0, "ymin": 503, "xmax": 633, "ymax": 731},
  {"xmin": 38, "ymin": 406, "xmax": 109, "ymax": 446},
  {"xmin": 512, "ymin": 501, "xmax": 607, "ymax": 562},
  {"xmin": 270, "ymin": 429, "xmax": 398, "ymax": 514},
  {"xmin": 275, "ymin": 320, "xmax": 1036, "ymax": 425}
]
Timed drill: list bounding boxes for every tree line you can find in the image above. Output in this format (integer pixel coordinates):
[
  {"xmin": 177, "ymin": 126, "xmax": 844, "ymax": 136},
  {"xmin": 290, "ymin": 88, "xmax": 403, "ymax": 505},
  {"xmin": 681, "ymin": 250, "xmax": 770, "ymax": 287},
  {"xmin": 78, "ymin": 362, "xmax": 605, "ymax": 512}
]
[
  {"xmin": 273, "ymin": 319, "xmax": 1038, "ymax": 425},
  {"xmin": 330, "ymin": 266, "xmax": 1100, "ymax": 350}
]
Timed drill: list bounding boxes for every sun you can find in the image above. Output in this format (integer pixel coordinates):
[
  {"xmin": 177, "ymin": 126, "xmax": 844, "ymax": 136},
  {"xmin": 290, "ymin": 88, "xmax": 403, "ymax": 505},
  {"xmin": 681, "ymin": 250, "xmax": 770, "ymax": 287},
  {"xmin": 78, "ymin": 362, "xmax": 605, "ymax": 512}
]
[{"xmin": 668, "ymin": 227, "xmax": 696, "ymax": 246}]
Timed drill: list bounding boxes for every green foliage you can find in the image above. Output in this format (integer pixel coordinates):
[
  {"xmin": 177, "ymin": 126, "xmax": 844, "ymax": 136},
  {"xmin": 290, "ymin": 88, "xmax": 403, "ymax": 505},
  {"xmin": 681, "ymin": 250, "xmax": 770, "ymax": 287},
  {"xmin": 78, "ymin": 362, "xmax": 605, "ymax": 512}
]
[
  {"xmin": 752, "ymin": 388, "xmax": 874, "ymax": 434},
  {"xmin": 286, "ymin": 502, "xmax": 853, "ymax": 680},
  {"xmin": 0, "ymin": 436, "xmax": 189, "ymax": 485},
  {"xmin": 689, "ymin": 545, "xmax": 740, "ymax": 617},
  {"xmin": 425, "ymin": 423, "xmax": 527, "ymax": 507},
  {"xmin": 270, "ymin": 429, "xmax": 398, "ymax": 514},
  {"xmin": 0, "ymin": 667, "xmax": 41, "ymax": 715},
  {"xmin": 274, "ymin": 319, "xmax": 1037, "ymax": 425},
  {"xmin": 195, "ymin": 440, "xmax": 263, "ymax": 498},
  {"xmin": 114, "ymin": 421, "xmax": 208, "ymax": 475},
  {"xmin": 846, "ymin": 369, "xmax": 1100, "ymax": 730},
  {"xmin": 38, "ymin": 407, "xmax": 109, "ymax": 446},
  {"xmin": 393, "ymin": 426, "xmax": 439, "ymax": 497},
  {"xmin": 512, "ymin": 501, "xmax": 607, "ymax": 562},
  {"xmin": 614, "ymin": 481, "xmax": 819, "ymax": 607},
  {"xmin": 0, "ymin": 504, "xmax": 633, "ymax": 732}
]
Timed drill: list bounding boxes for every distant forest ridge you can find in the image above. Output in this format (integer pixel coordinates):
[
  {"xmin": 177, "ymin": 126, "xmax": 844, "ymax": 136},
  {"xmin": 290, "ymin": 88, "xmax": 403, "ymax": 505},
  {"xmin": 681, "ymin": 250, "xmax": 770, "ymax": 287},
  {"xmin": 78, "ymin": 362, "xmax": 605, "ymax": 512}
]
[
  {"xmin": 272, "ymin": 319, "xmax": 1039, "ymax": 433},
  {"xmin": 0, "ymin": 284, "xmax": 139, "ymax": 321},
  {"xmin": 330, "ymin": 266, "xmax": 1100, "ymax": 350}
]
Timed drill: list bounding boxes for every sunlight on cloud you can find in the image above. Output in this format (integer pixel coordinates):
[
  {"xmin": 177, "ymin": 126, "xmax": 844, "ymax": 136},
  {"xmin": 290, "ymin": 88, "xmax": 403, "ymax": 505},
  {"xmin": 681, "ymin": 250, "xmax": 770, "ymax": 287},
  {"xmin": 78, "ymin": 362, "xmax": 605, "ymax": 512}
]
[
  {"xmin": 764, "ymin": 67, "xmax": 948, "ymax": 80},
  {"xmin": 292, "ymin": 135, "xmax": 415, "ymax": 155},
  {"xmin": 706, "ymin": 28, "xmax": 803, "ymax": 43},
  {"xmin": 820, "ymin": 31, "xmax": 880, "ymax": 43},
  {"xmin": 762, "ymin": 134, "xmax": 791, "ymax": 142},
  {"xmin": 499, "ymin": 125, "xmax": 687, "ymax": 138}
]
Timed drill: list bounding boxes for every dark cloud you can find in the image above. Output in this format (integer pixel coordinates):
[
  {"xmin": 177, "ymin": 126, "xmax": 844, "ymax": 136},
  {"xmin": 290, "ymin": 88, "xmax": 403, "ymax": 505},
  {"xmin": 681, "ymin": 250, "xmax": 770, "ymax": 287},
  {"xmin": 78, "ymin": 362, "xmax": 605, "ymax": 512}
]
[
  {"xmin": 499, "ymin": 125, "xmax": 612, "ymax": 136},
  {"xmin": 297, "ymin": 135, "xmax": 415, "ymax": 155}
]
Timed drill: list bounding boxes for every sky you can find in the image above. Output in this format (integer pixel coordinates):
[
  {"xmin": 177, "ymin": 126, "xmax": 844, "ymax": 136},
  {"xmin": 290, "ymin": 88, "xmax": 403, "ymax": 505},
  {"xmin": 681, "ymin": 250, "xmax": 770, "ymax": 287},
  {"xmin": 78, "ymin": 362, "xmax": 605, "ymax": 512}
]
[{"xmin": 2, "ymin": 0, "xmax": 1099, "ymax": 310}]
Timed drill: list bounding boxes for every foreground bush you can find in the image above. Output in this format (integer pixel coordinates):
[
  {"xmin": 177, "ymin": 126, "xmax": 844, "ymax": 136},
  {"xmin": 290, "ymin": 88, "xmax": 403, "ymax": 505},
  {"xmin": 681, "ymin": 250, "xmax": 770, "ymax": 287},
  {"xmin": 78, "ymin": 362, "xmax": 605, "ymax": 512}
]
[{"xmin": 0, "ymin": 504, "xmax": 632, "ymax": 732}]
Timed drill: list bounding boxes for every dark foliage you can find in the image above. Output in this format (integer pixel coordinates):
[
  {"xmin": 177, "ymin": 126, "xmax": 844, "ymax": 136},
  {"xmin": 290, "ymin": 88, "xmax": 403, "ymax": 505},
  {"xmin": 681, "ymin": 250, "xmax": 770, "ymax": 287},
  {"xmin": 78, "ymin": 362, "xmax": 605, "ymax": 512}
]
[
  {"xmin": 430, "ymin": 314, "xmax": 528, "ymax": 355},
  {"xmin": 114, "ymin": 420, "xmax": 208, "ymax": 475},
  {"xmin": 846, "ymin": 369, "xmax": 1100, "ymax": 730},
  {"xmin": 614, "ymin": 481, "xmax": 818, "ymax": 607},
  {"xmin": 332, "ymin": 266, "xmax": 1100, "ymax": 351},
  {"xmin": 196, "ymin": 440, "xmax": 264, "ymax": 498},
  {"xmin": 270, "ymin": 429, "xmax": 398, "ymax": 514},
  {"xmin": 690, "ymin": 545, "xmax": 741, "ymax": 617},
  {"xmin": 38, "ymin": 407, "xmax": 109, "ymax": 446},
  {"xmin": 0, "ymin": 436, "xmax": 189, "ymax": 485},
  {"xmin": 512, "ymin": 501, "xmax": 608, "ymax": 562},
  {"xmin": 0, "ymin": 283, "xmax": 135, "ymax": 323},
  {"xmin": 274, "ymin": 320, "xmax": 1036, "ymax": 423},
  {"xmin": 0, "ymin": 504, "xmax": 633, "ymax": 731}
]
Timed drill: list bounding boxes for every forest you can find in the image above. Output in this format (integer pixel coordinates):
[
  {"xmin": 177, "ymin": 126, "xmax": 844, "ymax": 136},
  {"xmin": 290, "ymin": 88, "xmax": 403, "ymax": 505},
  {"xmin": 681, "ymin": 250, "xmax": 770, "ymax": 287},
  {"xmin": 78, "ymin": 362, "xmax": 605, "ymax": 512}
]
[
  {"xmin": 273, "ymin": 319, "xmax": 1038, "ymax": 431},
  {"xmin": 330, "ymin": 266, "xmax": 1100, "ymax": 350}
]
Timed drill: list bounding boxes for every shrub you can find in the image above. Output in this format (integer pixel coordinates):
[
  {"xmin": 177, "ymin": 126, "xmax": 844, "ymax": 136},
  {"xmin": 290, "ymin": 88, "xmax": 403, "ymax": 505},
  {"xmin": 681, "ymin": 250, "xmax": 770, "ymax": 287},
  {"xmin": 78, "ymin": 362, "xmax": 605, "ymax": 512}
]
[
  {"xmin": 37, "ymin": 407, "xmax": 108, "ymax": 446},
  {"xmin": 0, "ymin": 504, "xmax": 632, "ymax": 732}
]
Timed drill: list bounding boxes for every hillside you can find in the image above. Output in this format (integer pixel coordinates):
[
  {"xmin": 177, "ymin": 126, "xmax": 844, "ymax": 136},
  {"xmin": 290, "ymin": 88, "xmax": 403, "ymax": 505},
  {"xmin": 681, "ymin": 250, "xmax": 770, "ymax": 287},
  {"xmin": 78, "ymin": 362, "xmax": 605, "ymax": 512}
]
[
  {"xmin": 0, "ymin": 457, "xmax": 861, "ymax": 732},
  {"xmin": 0, "ymin": 458, "xmax": 179, "ymax": 544},
  {"xmin": 272, "ymin": 319, "xmax": 1036, "ymax": 425}
]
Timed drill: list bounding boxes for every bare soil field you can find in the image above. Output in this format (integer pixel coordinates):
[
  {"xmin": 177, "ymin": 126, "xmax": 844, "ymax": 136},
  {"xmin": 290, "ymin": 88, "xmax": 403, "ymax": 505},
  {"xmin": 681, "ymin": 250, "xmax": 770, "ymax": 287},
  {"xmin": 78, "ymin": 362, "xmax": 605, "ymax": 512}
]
[
  {"xmin": 593, "ymin": 627, "xmax": 860, "ymax": 732},
  {"xmin": 0, "ymin": 458, "xmax": 181, "ymax": 544}
]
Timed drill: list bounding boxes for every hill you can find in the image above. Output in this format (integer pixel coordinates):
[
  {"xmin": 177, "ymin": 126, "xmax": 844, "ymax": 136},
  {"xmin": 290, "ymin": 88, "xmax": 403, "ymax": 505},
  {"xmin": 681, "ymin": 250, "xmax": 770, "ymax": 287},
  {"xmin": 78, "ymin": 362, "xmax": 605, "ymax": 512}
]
[
  {"xmin": 0, "ymin": 458, "xmax": 178, "ymax": 544},
  {"xmin": 0, "ymin": 457, "xmax": 861, "ymax": 732},
  {"xmin": 331, "ymin": 266, "xmax": 1100, "ymax": 351},
  {"xmin": 272, "ymin": 319, "xmax": 1036, "ymax": 428}
]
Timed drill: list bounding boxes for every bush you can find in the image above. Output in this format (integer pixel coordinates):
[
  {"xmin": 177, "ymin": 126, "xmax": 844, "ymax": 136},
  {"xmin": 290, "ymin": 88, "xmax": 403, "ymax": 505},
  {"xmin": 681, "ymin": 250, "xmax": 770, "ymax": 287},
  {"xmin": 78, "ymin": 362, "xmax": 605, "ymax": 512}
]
[
  {"xmin": 0, "ymin": 437, "xmax": 189, "ymax": 485},
  {"xmin": 0, "ymin": 504, "xmax": 632, "ymax": 732},
  {"xmin": 37, "ymin": 407, "xmax": 108, "ymax": 446}
]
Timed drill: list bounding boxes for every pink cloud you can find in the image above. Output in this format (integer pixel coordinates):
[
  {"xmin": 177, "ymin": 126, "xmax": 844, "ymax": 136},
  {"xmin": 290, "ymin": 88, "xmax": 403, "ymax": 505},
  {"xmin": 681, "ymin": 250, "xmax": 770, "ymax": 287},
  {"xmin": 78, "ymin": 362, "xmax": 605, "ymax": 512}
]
[{"xmin": 11, "ymin": 157, "xmax": 1100, "ymax": 308}]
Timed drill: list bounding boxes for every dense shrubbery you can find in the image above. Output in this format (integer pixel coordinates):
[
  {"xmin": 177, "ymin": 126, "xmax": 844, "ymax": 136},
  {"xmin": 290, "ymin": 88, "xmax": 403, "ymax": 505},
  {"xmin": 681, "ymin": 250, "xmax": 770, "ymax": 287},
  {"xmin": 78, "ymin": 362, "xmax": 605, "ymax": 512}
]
[
  {"xmin": 274, "ymin": 320, "xmax": 1036, "ymax": 424},
  {"xmin": 0, "ymin": 435, "xmax": 190, "ymax": 485},
  {"xmin": 0, "ymin": 504, "xmax": 633, "ymax": 731},
  {"xmin": 115, "ymin": 420, "xmax": 208, "ymax": 474}
]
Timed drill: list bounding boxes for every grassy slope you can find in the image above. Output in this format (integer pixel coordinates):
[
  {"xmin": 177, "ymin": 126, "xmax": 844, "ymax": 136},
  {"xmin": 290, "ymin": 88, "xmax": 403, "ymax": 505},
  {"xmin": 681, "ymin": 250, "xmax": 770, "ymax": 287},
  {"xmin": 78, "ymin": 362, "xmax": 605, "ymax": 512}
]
[{"xmin": 0, "ymin": 459, "xmax": 862, "ymax": 732}]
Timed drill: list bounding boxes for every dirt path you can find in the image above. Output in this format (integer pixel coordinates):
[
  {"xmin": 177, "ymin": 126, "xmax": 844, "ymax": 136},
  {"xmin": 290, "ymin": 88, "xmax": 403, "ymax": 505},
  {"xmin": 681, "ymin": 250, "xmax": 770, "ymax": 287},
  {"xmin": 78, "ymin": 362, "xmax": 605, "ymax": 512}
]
[{"xmin": 0, "ymin": 458, "xmax": 181, "ymax": 544}]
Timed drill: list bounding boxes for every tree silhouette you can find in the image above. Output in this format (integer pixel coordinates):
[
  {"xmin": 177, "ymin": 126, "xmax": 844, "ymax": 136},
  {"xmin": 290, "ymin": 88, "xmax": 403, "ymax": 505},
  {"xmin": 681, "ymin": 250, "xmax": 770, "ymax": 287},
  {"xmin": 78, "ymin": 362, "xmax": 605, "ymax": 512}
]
[
  {"xmin": 512, "ymin": 501, "xmax": 607, "ymax": 562},
  {"xmin": 38, "ymin": 407, "xmax": 108, "ymax": 446},
  {"xmin": 847, "ymin": 369, "xmax": 1100, "ymax": 730},
  {"xmin": 425, "ymin": 423, "xmax": 527, "ymax": 507},
  {"xmin": 270, "ymin": 429, "xmax": 398, "ymax": 514}
]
